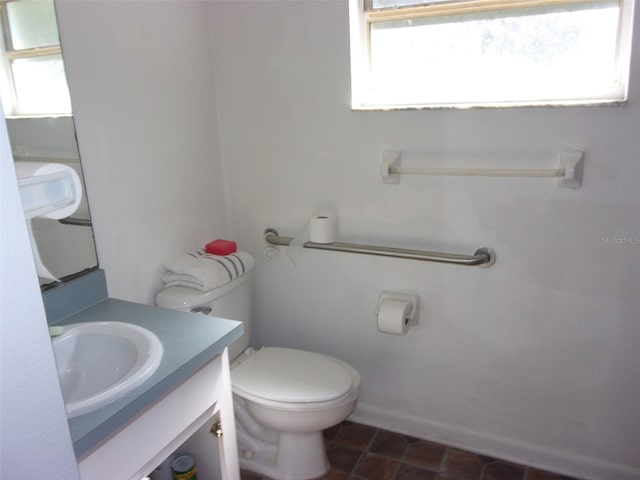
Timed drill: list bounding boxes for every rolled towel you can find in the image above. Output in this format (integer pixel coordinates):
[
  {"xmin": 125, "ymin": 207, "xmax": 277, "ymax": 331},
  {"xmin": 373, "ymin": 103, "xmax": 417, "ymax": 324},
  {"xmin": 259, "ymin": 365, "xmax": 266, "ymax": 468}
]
[{"xmin": 160, "ymin": 249, "xmax": 254, "ymax": 291}]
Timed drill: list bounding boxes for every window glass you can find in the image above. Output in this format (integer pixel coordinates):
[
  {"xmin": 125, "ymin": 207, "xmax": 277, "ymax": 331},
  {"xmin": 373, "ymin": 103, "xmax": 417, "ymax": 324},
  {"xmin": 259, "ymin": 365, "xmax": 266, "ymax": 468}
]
[
  {"xmin": 350, "ymin": 0, "xmax": 634, "ymax": 109},
  {"xmin": 11, "ymin": 54, "xmax": 71, "ymax": 114},
  {"xmin": 0, "ymin": 0, "xmax": 71, "ymax": 115},
  {"xmin": 370, "ymin": 5, "xmax": 620, "ymax": 105},
  {"xmin": 6, "ymin": 0, "xmax": 60, "ymax": 50}
]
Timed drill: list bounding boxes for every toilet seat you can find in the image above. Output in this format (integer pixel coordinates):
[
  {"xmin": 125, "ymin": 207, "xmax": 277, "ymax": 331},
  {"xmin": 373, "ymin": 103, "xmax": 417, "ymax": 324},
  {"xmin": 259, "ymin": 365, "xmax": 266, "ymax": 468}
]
[{"xmin": 232, "ymin": 347, "xmax": 354, "ymax": 404}]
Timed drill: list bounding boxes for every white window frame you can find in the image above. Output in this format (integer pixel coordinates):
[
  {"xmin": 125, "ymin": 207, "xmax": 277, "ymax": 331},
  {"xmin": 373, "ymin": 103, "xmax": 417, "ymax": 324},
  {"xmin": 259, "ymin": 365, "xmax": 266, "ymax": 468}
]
[
  {"xmin": 0, "ymin": 2, "xmax": 70, "ymax": 117},
  {"xmin": 349, "ymin": 0, "xmax": 636, "ymax": 110}
]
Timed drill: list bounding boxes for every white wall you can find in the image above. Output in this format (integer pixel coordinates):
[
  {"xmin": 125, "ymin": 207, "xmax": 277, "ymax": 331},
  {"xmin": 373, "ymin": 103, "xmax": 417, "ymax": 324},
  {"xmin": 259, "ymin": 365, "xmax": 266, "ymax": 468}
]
[
  {"xmin": 208, "ymin": 1, "xmax": 640, "ymax": 479},
  {"xmin": 0, "ymin": 3, "xmax": 229, "ymax": 473},
  {"xmin": 48, "ymin": 0, "xmax": 640, "ymax": 478},
  {"xmin": 55, "ymin": 0, "xmax": 229, "ymax": 304},
  {"xmin": 0, "ymin": 112, "xmax": 79, "ymax": 478}
]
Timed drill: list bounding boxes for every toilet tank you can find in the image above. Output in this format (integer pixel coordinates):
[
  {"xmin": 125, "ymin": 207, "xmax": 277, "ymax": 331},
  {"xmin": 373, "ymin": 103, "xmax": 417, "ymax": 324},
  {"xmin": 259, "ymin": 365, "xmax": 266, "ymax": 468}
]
[{"xmin": 155, "ymin": 273, "xmax": 252, "ymax": 360}]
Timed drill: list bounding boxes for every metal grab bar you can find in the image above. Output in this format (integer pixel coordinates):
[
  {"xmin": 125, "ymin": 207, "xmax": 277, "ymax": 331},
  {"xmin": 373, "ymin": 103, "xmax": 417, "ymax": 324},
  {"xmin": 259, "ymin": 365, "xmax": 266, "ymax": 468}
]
[
  {"xmin": 58, "ymin": 217, "xmax": 92, "ymax": 227},
  {"xmin": 264, "ymin": 229, "xmax": 495, "ymax": 267}
]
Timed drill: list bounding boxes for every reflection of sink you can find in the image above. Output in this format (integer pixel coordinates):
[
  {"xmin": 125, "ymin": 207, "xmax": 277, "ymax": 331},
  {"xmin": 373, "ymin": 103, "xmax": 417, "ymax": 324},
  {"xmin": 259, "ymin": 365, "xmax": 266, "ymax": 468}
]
[{"xmin": 52, "ymin": 321, "xmax": 163, "ymax": 418}]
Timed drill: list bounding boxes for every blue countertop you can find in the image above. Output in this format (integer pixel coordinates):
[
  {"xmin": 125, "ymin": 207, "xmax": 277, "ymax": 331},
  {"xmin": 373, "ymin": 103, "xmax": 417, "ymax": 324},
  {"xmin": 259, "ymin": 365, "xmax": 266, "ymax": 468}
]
[{"xmin": 58, "ymin": 298, "xmax": 243, "ymax": 458}]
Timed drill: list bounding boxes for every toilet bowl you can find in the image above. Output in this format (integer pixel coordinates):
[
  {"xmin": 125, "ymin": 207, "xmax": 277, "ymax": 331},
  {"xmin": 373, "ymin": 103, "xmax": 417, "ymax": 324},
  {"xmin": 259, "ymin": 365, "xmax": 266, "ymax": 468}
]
[
  {"xmin": 155, "ymin": 270, "xmax": 361, "ymax": 480},
  {"xmin": 232, "ymin": 347, "xmax": 361, "ymax": 479}
]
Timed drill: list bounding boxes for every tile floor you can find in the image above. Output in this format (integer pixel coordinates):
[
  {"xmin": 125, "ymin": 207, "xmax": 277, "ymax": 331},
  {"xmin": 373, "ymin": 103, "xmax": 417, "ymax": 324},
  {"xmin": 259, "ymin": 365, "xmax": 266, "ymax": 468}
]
[{"xmin": 240, "ymin": 421, "xmax": 583, "ymax": 480}]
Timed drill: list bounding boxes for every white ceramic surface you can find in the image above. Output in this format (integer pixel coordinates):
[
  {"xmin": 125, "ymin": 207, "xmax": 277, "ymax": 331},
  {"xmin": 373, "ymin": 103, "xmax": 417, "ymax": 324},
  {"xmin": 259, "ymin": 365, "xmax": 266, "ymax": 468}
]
[{"xmin": 52, "ymin": 321, "xmax": 163, "ymax": 418}]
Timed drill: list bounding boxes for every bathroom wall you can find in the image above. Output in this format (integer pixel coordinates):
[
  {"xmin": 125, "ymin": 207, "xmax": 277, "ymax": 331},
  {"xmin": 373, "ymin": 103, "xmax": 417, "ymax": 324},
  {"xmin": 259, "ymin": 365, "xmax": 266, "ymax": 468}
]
[
  {"xmin": 50, "ymin": 1, "xmax": 640, "ymax": 479},
  {"xmin": 55, "ymin": 0, "xmax": 229, "ymax": 304},
  {"xmin": 0, "ymin": 112, "xmax": 79, "ymax": 478},
  {"xmin": 207, "ymin": 1, "xmax": 640, "ymax": 479}
]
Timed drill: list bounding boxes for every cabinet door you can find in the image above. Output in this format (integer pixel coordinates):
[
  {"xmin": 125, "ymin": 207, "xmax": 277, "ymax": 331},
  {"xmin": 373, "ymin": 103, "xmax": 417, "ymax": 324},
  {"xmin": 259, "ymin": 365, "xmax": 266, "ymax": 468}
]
[
  {"xmin": 150, "ymin": 350, "xmax": 240, "ymax": 480},
  {"xmin": 78, "ymin": 350, "xmax": 239, "ymax": 480}
]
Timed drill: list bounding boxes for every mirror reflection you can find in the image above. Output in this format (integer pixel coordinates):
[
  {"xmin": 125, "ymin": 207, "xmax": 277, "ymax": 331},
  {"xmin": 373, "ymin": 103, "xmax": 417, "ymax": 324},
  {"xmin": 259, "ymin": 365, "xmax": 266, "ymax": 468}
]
[{"xmin": 1, "ymin": 0, "xmax": 98, "ymax": 288}]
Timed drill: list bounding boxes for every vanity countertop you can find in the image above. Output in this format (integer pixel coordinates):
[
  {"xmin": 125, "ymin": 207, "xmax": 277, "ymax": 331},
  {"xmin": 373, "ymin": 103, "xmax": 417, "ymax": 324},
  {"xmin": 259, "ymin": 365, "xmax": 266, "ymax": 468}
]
[{"xmin": 57, "ymin": 298, "xmax": 242, "ymax": 458}]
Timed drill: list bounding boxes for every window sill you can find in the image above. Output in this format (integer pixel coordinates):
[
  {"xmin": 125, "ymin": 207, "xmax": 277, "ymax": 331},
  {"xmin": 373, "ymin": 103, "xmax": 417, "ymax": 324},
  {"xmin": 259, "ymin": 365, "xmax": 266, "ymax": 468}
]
[
  {"xmin": 351, "ymin": 99, "xmax": 628, "ymax": 111},
  {"xmin": 5, "ymin": 113, "xmax": 73, "ymax": 119}
]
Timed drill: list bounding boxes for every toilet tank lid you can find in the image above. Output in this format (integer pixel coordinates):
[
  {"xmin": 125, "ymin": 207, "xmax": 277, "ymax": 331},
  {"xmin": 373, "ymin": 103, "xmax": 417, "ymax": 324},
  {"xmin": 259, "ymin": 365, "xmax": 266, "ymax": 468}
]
[
  {"xmin": 232, "ymin": 347, "xmax": 353, "ymax": 403},
  {"xmin": 155, "ymin": 274, "xmax": 250, "ymax": 310}
]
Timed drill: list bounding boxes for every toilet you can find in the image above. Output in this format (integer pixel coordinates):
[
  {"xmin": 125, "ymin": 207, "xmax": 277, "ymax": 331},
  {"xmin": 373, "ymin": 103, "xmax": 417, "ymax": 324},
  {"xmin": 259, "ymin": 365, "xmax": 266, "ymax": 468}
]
[{"xmin": 155, "ymin": 272, "xmax": 361, "ymax": 480}]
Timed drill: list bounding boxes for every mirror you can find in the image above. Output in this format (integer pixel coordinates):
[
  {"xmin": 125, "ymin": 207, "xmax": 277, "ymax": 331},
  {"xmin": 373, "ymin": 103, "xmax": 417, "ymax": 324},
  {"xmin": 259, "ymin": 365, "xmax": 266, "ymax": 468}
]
[{"xmin": 1, "ymin": 0, "xmax": 98, "ymax": 288}]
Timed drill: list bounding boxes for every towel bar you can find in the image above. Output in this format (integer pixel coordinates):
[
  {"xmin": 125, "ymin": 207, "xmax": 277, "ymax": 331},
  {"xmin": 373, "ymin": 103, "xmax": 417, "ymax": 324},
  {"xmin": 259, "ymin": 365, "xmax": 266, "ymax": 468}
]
[
  {"xmin": 381, "ymin": 150, "xmax": 584, "ymax": 188},
  {"xmin": 264, "ymin": 229, "xmax": 495, "ymax": 267}
]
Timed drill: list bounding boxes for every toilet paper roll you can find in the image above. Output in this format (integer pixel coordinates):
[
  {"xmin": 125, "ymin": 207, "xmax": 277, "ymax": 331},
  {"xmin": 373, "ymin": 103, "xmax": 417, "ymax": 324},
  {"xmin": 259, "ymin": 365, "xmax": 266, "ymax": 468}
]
[
  {"xmin": 309, "ymin": 215, "xmax": 337, "ymax": 244},
  {"xmin": 377, "ymin": 299, "xmax": 412, "ymax": 336}
]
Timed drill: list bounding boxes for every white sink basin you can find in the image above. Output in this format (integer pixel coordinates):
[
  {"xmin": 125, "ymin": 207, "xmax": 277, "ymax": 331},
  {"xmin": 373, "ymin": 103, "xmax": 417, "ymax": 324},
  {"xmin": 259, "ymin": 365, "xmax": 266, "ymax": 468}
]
[{"xmin": 52, "ymin": 321, "xmax": 163, "ymax": 418}]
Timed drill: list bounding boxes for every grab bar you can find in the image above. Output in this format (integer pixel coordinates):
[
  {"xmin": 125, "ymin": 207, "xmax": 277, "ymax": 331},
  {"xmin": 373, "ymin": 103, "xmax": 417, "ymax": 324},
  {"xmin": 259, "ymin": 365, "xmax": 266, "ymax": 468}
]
[
  {"xmin": 264, "ymin": 229, "xmax": 495, "ymax": 267},
  {"xmin": 58, "ymin": 217, "xmax": 92, "ymax": 227}
]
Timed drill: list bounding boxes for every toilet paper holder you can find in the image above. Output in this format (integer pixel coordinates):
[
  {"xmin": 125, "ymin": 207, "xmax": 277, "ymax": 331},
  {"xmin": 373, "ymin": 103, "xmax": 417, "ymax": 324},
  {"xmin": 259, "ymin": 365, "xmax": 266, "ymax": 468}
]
[{"xmin": 375, "ymin": 291, "xmax": 419, "ymax": 326}]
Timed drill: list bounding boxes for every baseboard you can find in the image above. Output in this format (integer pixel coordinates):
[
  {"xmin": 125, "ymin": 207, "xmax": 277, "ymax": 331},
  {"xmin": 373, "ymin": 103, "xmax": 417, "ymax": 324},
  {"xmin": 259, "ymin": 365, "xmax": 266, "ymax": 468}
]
[{"xmin": 349, "ymin": 402, "xmax": 640, "ymax": 480}]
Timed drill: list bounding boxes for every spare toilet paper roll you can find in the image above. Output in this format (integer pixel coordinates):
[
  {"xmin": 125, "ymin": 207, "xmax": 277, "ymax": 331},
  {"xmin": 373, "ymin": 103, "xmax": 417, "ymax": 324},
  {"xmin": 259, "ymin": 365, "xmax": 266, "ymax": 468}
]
[
  {"xmin": 309, "ymin": 215, "xmax": 337, "ymax": 244},
  {"xmin": 377, "ymin": 299, "xmax": 412, "ymax": 336},
  {"xmin": 14, "ymin": 161, "xmax": 82, "ymax": 220}
]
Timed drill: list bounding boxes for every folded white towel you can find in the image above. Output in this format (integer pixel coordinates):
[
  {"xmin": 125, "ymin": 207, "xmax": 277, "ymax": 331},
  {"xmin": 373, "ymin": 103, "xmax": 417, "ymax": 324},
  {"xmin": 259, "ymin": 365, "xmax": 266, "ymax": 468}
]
[{"xmin": 160, "ymin": 249, "xmax": 254, "ymax": 291}]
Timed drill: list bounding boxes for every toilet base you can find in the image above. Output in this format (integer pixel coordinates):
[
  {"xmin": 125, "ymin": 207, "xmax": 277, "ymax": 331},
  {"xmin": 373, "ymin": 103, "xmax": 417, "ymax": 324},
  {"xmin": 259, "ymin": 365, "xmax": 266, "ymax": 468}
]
[{"xmin": 239, "ymin": 431, "xmax": 329, "ymax": 480}]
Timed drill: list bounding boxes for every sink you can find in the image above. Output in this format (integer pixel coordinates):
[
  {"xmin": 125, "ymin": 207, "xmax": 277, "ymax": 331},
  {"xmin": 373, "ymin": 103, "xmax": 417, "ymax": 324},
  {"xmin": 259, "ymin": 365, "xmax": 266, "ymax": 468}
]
[{"xmin": 52, "ymin": 321, "xmax": 163, "ymax": 418}]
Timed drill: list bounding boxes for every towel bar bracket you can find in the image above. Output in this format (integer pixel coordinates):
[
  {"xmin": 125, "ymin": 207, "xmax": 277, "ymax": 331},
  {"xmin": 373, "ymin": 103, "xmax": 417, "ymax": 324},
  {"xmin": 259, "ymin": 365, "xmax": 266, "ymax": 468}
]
[{"xmin": 263, "ymin": 229, "xmax": 495, "ymax": 268}]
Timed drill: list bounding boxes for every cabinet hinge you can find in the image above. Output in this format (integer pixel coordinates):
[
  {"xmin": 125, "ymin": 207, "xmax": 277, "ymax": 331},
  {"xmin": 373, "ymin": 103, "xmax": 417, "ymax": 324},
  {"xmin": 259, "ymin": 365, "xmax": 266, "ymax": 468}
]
[{"xmin": 210, "ymin": 421, "xmax": 223, "ymax": 438}]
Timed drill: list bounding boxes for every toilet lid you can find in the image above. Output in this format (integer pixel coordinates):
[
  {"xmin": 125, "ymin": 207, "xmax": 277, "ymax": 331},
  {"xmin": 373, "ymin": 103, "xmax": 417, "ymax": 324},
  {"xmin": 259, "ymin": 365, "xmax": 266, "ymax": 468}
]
[{"xmin": 232, "ymin": 347, "xmax": 353, "ymax": 403}]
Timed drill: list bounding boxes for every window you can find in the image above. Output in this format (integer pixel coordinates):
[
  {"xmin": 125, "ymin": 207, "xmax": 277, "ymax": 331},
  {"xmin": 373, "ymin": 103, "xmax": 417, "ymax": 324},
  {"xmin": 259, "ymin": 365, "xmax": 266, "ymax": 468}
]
[
  {"xmin": 0, "ymin": 0, "xmax": 71, "ymax": 116},
  {"xmin": 349, "ymin": 0, "xmax": 635, "ymax": 109}
]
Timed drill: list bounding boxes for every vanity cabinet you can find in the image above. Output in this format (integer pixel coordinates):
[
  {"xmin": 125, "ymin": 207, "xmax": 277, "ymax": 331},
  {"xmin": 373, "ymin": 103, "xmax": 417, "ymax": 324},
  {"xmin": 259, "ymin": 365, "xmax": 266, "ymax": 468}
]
[
  {"xmin": 77, "ymin": 350, "xmax": 239, "ymax": 480},
  {"xmin": 52, "ymin": 296, "xmax": 243, "ymax": 480}
]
